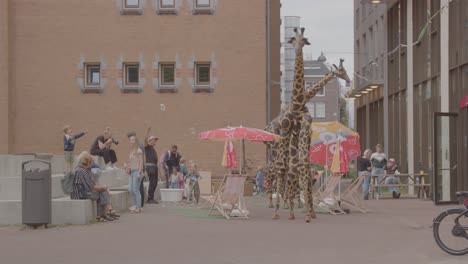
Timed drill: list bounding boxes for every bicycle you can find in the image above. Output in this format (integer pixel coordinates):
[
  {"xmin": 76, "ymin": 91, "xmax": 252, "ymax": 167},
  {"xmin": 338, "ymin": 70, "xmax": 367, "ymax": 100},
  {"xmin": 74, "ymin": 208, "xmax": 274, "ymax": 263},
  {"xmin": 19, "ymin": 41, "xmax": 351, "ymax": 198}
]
[{"xmin": 432, "ymin": 191, "xmax": 468, "ymax": 255}]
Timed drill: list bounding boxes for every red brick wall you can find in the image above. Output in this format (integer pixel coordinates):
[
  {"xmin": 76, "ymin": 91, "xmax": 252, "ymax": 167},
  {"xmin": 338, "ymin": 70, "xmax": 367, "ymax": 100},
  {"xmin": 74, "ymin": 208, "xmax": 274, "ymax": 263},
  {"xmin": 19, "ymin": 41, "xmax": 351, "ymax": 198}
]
[{"xmin": 6, "ymin": 0, "xmax": 277, "ymax": 176}]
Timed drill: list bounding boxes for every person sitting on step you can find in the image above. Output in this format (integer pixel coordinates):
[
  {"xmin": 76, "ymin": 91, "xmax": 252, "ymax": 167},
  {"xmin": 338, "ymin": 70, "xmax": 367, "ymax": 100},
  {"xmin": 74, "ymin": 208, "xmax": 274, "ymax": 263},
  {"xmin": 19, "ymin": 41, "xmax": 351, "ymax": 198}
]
[
  {"xmin": 71, "ymin": 151, "xmax": 120, "ymax": 222},
  {"xmin": 384, "ymin": 158, "xmax": 401, "ymax": 199}
]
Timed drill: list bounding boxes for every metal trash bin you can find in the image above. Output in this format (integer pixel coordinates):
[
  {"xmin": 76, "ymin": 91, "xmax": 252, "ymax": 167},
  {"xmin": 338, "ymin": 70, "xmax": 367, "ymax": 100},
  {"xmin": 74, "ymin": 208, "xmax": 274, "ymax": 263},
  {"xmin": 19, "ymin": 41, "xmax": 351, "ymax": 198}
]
[{"xmin": 22, "ymin": 160, "xmax": 51, "ymax": 228}]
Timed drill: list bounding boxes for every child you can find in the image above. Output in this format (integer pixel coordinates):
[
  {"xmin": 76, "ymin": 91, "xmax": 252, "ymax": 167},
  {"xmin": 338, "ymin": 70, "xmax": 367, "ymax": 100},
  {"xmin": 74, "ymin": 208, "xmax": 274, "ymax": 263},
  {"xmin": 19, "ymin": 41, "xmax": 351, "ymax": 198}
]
[
  {"xmin": 255, "ymin": 166, "xmax": 265, "ymax": 194},
  {"xmin": 63, "ymin": 125, "xmax": 87, "ymax": 173},
  {"xmin": 187, "ymin": 164, "xmax": 201, "ymax": 204},
  {"xmin": 170, "ymin": 167, "xmax": 181, "ymax": 189}
]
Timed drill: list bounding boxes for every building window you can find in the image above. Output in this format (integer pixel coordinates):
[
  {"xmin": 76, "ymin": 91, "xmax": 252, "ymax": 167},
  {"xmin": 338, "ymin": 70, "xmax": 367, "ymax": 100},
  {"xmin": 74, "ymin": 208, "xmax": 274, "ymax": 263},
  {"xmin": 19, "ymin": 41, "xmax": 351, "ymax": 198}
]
[
  {"xmin": 193, "ymin": 0, "xmax": 214, "ymax": 14},
  {"xmin": 125, "ymin": 63, "xmax": 140, "ymax": 86},
  {"xmin": 160, "ymin": 63, "xmax": 175, "ymax": 86},
  {"xmin": 306, "ymin": 102, "xmax": 315, "ymax": 118},
  {"xmin": 160, "ymin": 0, "xmax": 175, "ymax": 8},
  {"xmin": 316, "ymin": 102, "xmax": 326, "ymax": 118},
  {"xmin": 317, "ymin": 88, "xmax": 325, "ymax": 96},
  {"xmin": 85, "ymin": 63, "xmax": 101, "ymax": 87},
  {"xmin": 195, "ymin": 0, "xmax": 210, "ymax": 8},
  {"xmin": 156, "ymin": 0, "xmax": 177, "ymax": 14},
  {"xmin": 196, "ymin": 63, "xmax": 211, "ymax": 85},
  {"xmin": 124, "ymin": 0, "xmax": 140, "ymax": 8},
  {"xmin": 121, "ymin": 0, "xmax": 143, "ymax": 15}
]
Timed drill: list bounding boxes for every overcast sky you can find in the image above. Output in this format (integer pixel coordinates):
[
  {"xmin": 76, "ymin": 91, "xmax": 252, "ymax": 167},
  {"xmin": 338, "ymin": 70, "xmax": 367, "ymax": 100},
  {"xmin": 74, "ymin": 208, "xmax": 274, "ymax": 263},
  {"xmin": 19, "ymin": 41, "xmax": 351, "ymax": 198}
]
[{"xmin": 281, "ymin": 0, "xmax": 354, "ymax": 76}]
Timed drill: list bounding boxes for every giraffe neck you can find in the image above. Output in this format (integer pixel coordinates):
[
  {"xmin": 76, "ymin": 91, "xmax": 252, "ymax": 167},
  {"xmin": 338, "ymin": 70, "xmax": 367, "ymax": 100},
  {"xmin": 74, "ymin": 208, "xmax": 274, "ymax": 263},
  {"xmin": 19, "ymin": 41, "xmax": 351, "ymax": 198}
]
[
  {"xmin": 305, "ymin": 72, "xmax": 335, "ymax": 101},
  {"xmin": 291, "ymin": 48, "xmax": 305, "ymax": 114}
]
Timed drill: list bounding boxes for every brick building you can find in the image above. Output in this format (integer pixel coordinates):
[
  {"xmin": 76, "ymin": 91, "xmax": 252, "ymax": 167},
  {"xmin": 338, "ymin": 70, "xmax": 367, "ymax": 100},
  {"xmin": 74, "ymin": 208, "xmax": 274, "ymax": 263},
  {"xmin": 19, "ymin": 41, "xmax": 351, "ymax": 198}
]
[
  {"xmin": 304, "ymin": 53, "xmax": 341, "ymax": 122},
  {"xmin": 0, "ymin": 0, "xmax": 281, "ymax": 175}
]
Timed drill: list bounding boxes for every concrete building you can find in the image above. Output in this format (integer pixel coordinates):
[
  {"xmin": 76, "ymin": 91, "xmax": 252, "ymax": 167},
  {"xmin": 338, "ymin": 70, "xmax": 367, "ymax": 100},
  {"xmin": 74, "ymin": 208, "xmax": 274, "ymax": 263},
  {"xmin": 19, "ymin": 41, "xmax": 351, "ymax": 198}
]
[
  {"xmin": 353, "ymin": 0, "xmax": 468, "ymax": 203},
  {"xmin": 280, "ymin": 16, "xmax": 301, "ymax": 110},
  {"xmin": 305, "ymin": 54, "xmax": 341, "ymax": 122},
  {"xmin": 0, "ymin": 0, "xmax": 281, "ymax": 175}
]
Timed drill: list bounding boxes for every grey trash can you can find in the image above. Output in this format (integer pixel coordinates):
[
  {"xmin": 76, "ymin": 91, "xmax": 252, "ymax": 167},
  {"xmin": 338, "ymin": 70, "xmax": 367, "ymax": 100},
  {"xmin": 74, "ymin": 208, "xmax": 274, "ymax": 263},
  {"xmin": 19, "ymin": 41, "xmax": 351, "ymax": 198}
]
[{"xmin": 22, "ymin": 160, "xmax": 51, "ymax": 228}]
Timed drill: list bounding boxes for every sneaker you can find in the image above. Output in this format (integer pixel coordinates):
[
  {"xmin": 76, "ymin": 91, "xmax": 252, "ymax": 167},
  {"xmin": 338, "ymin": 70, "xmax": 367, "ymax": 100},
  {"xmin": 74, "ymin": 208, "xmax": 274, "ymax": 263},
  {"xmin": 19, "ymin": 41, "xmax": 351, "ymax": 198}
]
[
  {"xmin": 105, "ymin": 166, "xmax": 114, "ymax": 171},
  {"xmin": 147, "ymin": 199, "xmax": 158, "ymax": 204},
  {"xmin": 128, "ymin": 205, "xmax": 136, "ymax": 211}
]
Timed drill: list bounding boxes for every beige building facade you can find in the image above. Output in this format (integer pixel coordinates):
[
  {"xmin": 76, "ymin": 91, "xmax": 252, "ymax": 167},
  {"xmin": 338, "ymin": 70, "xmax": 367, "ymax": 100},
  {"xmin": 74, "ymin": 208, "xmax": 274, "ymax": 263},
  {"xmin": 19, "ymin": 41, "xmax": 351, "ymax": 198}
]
[
  {"xmin": 353, "ymin": 0, "xmax": 468, "ymax": 202},
  {"xmin": 0, "ymin": 0, "xmax": 281, "ymax": 175}
]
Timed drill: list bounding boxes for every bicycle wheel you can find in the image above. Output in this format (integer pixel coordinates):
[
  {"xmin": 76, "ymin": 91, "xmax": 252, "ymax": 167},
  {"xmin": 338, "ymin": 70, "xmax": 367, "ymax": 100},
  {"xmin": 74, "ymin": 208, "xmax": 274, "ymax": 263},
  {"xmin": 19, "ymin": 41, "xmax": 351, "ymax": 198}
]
[{"xmin": 433, "ymin": 208, "xmax": 468, "ymax": 255}]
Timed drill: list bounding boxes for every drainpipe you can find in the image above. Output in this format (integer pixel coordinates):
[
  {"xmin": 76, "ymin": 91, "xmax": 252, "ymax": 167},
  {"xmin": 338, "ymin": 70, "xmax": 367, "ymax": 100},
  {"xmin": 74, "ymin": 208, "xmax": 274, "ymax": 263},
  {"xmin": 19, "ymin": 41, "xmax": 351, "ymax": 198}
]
[{"xmin": 266, "ymin": 0, "xmax": 271, "ymax": 124}]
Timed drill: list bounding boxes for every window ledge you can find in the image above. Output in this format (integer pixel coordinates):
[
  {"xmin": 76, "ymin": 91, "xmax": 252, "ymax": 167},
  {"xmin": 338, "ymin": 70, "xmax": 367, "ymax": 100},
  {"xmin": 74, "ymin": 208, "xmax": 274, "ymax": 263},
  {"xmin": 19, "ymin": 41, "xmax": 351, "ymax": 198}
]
[
  {"xmin": 121, "ymin": 86, "xmax": 143, "ymax": 93},
  {"xmin": 193, "ymin": 7, "xmax": 214, "ymax": 15},
  {"xmin": 120, "ymin": 8, "xmax": 143, "ymax": 15},
  {"xmin": 193, "ymin": 85, "xmax": 214, "ymax": 93},
  {"xmin": 156, "ymin": 85, "xmax": 178, "ymax": 93},
  {"xmin": 81, "ymin": 86, "xmax": 104, "ymax": 94},
  {"xmin": 157, "ymin": 8, "xmax": 178, "ymax": 15}
]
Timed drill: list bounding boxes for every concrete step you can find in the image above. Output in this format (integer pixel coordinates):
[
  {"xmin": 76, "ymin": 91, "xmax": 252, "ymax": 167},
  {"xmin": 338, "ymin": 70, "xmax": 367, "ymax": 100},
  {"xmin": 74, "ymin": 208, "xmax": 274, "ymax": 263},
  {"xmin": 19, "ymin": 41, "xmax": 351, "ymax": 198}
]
[
  {"xmin": 0, "ymin": 169, "xmax": 129, "ymax": 200},
  {"xmin": 0, "ymin": 189, "xmax": 133, "ymax": 226}
]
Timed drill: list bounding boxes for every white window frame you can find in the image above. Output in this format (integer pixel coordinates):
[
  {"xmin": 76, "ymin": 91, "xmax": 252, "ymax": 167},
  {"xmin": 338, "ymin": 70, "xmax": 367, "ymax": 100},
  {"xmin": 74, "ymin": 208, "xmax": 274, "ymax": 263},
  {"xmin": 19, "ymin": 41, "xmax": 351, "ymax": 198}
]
[
  {"xmin": 84, "ymin": 63, "xmax": 101, "ymax": 87},
  {"xmin": 124, "ymin": 0, "xmax": 140, "ymax": 8},
  {"xmin": 160, "ymin": 0, "xmax": 175, "ymax": 8},
  {"xmin": 315, "ymin": 102, "xmax": 326, "ymax": 118},
  {"xmin": 124, "ymin": 63, "xmax": 140, "ymax": 86},
  {"xmin": 193, "ymin": 0, "xmax": 214, "ymax": 14},
  {"xmin": 316, "ymin": 87, "xmax": 325, "ymax": 96},
  {"xmin": 159, "ymin": 63, "xmax": 176, "ymax": 86},
  {"xmin": 195, "ymin": 0, "xmax": 210, "ymax": 8},
  {"xmin": 306, "ymin": 102, "xmax": 315, "ymax": 118}
]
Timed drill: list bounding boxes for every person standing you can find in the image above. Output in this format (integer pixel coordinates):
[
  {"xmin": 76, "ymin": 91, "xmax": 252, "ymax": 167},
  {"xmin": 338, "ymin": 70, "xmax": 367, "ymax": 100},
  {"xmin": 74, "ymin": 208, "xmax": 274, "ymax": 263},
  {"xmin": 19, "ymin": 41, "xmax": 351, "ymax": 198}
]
[
  {"xmin": 162, "ymin": 145, "xmax": 182, "ymax": 188},
  {"xmin": 125, "ymin": 134, "xmax": 144, "ymax": 213},
  {"xmin": 63, "ymin": 125, "xmax": 87, "ymax": 173},
  {"xmin": 144, "ymin": 126, "xmax": 159, "ymax": 204},
  {"xmin": 256, "ymin": 166, "xmax": 265, "ymax": 194},
  {"xmin": 169, "ymin": 167, "xmax": 181, "ymax": 189},
  {"xmin": 370, "ymin": 144, "xmax": 387, "ymax": 199},
  {"xmin": 187, "ymin": 164, "xmax": 201, "ymax": 204},
  {"xmin": 90, "ymin": 127, "xmax": 118, "ymax": 170},
  {"xmin": 359, "ymin": 149, "xmax": 373, "ymax": 200}
]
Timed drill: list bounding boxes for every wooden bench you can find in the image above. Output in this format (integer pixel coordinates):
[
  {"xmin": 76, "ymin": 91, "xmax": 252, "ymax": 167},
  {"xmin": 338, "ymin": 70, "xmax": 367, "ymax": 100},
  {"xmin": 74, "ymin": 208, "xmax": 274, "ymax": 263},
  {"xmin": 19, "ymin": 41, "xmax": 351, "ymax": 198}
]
[{"xmin": 370, "ymin": 173, "xmax": 431, "ymax": 199}]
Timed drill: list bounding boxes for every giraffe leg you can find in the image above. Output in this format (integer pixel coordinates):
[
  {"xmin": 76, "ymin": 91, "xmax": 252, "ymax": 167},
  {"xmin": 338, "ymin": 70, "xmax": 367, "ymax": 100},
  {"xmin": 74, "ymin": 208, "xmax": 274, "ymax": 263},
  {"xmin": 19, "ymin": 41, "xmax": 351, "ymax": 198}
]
[
  {"xmin": 298, "ymin": 191, "xmax": 304, "ymax": 209},
  {"xmin": 301, "ymin": 171, "xmax": 316, "ymax": 222},
  {"xmin": 287, "ymin": 175, "xmax": 296, "ymax": 220},
  {"xmin": 268, "ymin": 193, "xmax": 274, "ymax": 208}
]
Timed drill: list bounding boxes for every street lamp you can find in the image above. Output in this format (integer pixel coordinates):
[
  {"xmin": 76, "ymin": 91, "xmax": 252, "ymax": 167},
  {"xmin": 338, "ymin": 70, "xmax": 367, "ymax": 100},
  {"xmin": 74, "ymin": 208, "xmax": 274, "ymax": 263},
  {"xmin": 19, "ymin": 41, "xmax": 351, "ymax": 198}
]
[{"xmin": 371, "ymin": 0, "xmax": 382, "ymax": 3}]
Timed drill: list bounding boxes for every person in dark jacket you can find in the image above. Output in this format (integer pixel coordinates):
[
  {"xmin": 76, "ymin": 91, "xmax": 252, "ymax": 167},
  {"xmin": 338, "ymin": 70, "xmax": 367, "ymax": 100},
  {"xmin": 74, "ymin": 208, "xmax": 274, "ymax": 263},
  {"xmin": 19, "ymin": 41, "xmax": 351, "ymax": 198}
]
[
  {"xmin": 90, "ymin": 127, "xmax": 118, "ymax": 170},
  {"xmin": 162, "ymin": 145, "xmax": 182, "ymax": 188},
  {"xmin": 63, "ymin": 125, "xmax": 87, "ymax": 173},
  {"xmin": 144, "ymin": 126, "xmax": 159, "ymax": 204}
]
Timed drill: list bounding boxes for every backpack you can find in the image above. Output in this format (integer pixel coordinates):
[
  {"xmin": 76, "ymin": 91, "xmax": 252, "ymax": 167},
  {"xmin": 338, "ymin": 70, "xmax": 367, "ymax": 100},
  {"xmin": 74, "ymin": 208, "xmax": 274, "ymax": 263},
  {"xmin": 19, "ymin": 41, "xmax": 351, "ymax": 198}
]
[{"xmin": 61, "ymin": 171, "xmax": 75, "ymax": 195}]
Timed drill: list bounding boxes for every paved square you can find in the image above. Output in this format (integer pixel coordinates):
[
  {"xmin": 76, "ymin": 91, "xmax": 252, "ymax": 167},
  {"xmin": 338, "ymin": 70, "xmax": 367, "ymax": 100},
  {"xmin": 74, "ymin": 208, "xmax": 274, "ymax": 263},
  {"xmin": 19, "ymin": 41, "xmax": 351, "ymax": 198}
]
[{"xmin": 0, "ymin": 198, "xmax": 465, "ymax": 264}]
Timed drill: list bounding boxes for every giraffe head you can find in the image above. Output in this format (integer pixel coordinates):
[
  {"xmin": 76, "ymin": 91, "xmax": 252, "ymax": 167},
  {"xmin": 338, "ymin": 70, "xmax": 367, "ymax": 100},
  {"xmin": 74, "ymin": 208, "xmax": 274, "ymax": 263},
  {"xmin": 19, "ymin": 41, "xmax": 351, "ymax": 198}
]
[
  {"xmin": 288, "ymin": 27, "xmax": 311, "ymax": 54},
  {"xmin": 332, "ymin": 59, "xmax": 351, "ymax": 86}
]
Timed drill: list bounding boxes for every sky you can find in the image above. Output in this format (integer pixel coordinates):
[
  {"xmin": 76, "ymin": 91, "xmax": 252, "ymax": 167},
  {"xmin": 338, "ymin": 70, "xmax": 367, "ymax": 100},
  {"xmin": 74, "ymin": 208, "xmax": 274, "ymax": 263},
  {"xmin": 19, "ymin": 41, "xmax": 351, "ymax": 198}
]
[{"xmin": 281, "ymin": 0, "xmax": 354, "ymax": 76}]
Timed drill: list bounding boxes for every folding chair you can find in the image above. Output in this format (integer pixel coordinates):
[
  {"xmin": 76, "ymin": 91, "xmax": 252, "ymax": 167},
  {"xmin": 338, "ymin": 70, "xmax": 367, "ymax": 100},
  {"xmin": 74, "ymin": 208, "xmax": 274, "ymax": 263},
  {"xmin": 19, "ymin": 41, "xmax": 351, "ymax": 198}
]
[
  {"xmin": 340, "ymin": 174, "xmax": 370, "ymax": 213},
  {"xmin": 208, "ymin": 174, "xmax": 249, "ymax": 219},
  {"xmin": 313, "ymin": 174, "xmax": 346, "ymax": 215}
]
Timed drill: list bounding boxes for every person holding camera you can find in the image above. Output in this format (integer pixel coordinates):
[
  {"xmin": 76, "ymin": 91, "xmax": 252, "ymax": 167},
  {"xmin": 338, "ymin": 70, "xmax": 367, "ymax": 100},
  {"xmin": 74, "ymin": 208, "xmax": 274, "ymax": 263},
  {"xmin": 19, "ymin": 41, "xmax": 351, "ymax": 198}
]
[{"xmin": 90, "ymin": 127, "xmax": 119, "ymax": 170}]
